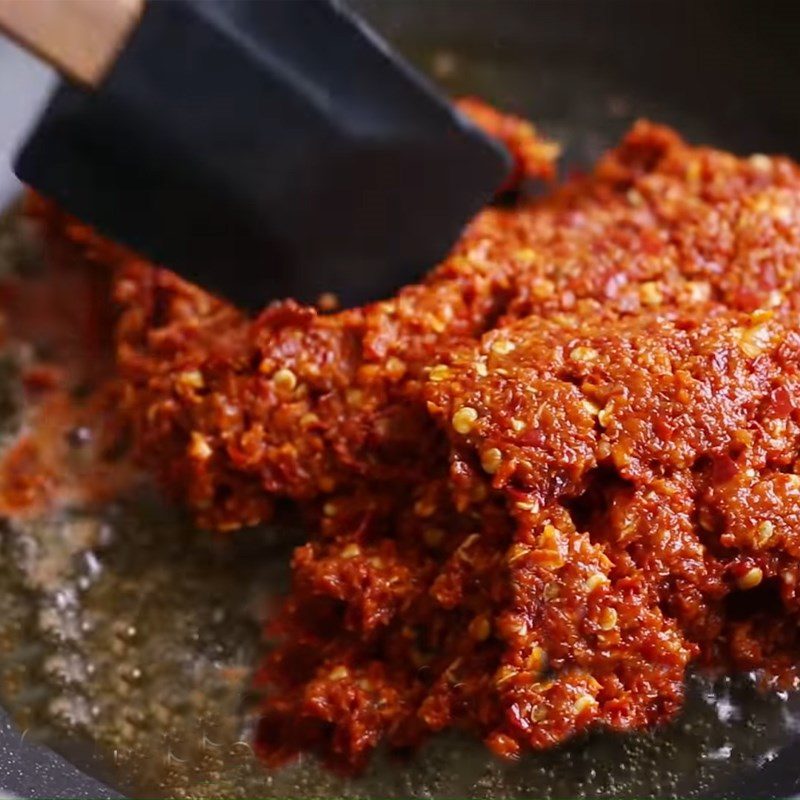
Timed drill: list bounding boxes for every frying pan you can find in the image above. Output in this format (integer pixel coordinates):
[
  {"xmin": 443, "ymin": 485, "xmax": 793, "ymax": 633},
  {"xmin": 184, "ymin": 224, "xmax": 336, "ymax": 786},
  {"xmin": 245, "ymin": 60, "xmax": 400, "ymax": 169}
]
[{"xmin": 3, "ymin": 0, "xmax": 800, "ymax": 797}]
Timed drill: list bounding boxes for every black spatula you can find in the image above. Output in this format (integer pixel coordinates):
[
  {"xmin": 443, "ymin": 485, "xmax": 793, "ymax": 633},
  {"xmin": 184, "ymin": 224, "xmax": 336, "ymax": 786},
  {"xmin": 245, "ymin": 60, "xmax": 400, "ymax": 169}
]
[{"xmin": 0, "ymin": 0, "xmax": 509, "ymax": 308}]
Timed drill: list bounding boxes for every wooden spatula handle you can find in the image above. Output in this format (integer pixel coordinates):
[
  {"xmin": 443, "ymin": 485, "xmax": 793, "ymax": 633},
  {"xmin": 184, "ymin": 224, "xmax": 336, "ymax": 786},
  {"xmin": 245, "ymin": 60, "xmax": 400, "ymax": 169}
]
[{"xmin": 0, "ymin": 0, "xmax": 144, "ymax": 87}]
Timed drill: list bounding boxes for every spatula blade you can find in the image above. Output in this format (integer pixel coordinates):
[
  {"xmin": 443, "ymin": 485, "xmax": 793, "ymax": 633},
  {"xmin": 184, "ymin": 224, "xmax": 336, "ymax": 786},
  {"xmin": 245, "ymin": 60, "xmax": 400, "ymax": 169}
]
[{"xmin": 15, "ymin": 0, "xmax": 509, "ymax": 308}]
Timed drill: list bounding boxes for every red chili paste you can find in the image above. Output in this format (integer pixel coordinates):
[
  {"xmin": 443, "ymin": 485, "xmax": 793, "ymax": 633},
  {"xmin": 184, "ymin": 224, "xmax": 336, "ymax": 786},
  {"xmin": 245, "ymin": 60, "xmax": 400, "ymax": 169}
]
[{"xmin": 26, "ymin": 110, "xmax": 800, "ymax": 772}]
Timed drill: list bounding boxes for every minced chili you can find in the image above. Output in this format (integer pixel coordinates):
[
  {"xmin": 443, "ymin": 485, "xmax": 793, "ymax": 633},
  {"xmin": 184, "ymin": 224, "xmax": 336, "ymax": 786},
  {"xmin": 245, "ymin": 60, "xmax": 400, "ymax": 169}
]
[{"xmin": 27, "ymin": 107, "xmax": 800, "ymax": 772}]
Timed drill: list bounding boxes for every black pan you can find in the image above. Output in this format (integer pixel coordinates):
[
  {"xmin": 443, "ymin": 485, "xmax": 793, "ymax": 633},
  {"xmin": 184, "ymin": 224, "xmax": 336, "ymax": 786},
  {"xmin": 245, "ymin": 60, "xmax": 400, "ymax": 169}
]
[{"xmin": 3, "ymin": 1, "xmax": 800, "ymax": 797}]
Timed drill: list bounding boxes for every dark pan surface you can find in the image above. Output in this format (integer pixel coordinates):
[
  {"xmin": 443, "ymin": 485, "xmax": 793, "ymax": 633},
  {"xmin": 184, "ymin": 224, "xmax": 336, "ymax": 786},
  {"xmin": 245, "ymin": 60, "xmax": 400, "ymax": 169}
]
[
  {"xmin": 4, "ymin": 1, "xmax": 800, "ymax": 797},
  {"xmin": 358, "ymin": 0, "xmax": 800, "ymax": 163}
]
